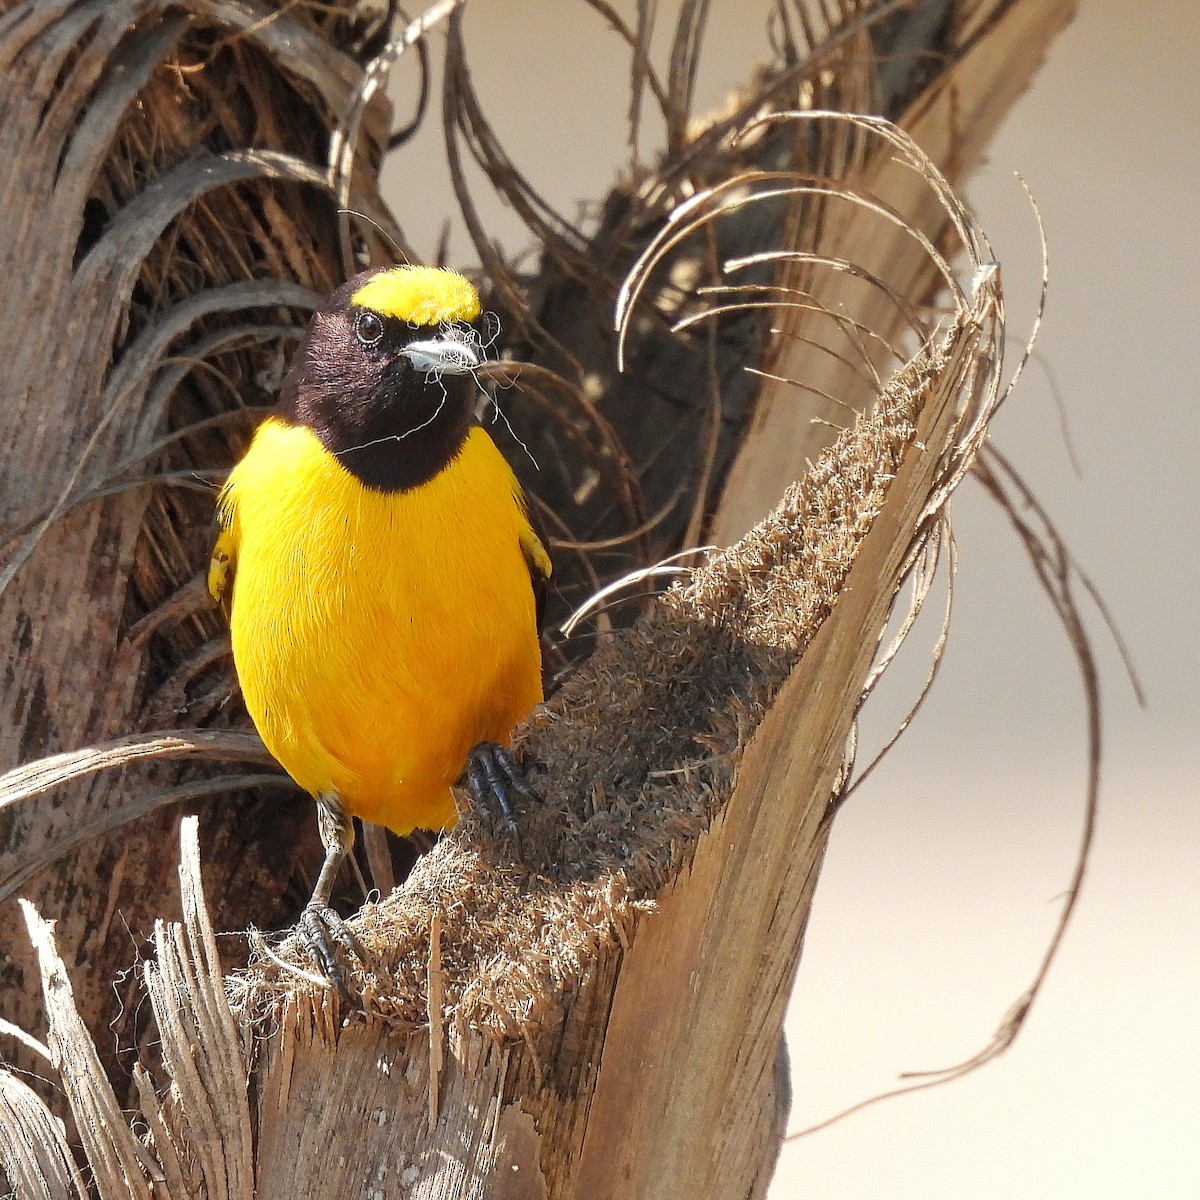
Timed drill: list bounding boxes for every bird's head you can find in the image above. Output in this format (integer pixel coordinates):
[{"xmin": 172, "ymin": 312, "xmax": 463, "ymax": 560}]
[{"xmin": 279, "ymin": 265, "xmax": 490, "ymax": 492}]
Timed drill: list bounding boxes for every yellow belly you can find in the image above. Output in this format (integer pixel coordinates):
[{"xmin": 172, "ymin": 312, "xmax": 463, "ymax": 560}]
[{"xmin": 224, "ymin": 420, "xmax": 542, "ymax": 834}]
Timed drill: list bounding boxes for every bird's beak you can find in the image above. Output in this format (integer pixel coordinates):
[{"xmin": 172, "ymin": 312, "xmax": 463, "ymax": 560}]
[{"xmin": 399, "ymin": 333, "xmax": 482, "ymax": 376}]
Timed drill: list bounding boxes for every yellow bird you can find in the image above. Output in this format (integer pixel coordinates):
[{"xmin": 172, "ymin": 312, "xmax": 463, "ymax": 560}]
[{"xmin": 208, "ymin": 265, "xmax": 550, "ymax": 986}]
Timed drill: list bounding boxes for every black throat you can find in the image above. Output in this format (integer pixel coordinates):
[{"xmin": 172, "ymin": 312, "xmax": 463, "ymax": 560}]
[{"xmin": 277, "ymin": 302, "xmax": 479, "ymax": 493}]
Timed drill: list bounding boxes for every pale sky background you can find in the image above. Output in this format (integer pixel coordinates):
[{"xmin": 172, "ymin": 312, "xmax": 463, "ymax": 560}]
[{"xmin": 382, "ymin": 2, "xmax": 1198, "ymax": 1196}]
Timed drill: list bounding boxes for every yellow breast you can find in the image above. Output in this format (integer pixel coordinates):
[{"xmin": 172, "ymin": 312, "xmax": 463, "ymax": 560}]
[{"xmin": 222, "ymin": 419, "xmax": 543, "ymax": 833}]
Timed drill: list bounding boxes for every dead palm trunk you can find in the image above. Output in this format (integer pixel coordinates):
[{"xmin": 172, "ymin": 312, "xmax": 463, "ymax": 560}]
[{"xmin": 0, "ymin": 2, "xmax": 1076, "ymax": 1197}]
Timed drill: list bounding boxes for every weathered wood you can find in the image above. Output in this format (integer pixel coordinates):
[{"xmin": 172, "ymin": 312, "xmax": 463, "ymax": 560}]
[{"xmin": 570, "ymin": 318, "xmax": 983, "ymax": 1200}]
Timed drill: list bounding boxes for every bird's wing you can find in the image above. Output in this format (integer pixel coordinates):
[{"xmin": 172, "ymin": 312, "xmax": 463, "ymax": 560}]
[
  {"xmin": 515, "ymin": 491, "xmax": 553, "ymax": 630},
  {"xmin": 207, "ymin": 483, "xmax": 240, "ymax": 622}
]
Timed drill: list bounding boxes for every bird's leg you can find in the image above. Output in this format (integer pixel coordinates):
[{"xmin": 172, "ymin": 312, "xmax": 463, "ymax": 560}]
[
  {"xmin": 297, "ymin": 792, "xmax": 365, "ymax": 998},
  {"xmin": 465, "ymin": 742, "xmax": 541, "ymax": 851}
]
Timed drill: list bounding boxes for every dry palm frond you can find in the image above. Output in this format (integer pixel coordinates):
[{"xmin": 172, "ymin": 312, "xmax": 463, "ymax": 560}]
[
  {"xmin": 0, "ymin": 0, "xmax": 409, "ymax": 1088},
  {"xmin": 5, "ymin": 112, "xmax": 1024, "ymax": 1195},
  {"xmin": 0, "ymin": 5, "xmax": 1090, "ymax": 1190}
]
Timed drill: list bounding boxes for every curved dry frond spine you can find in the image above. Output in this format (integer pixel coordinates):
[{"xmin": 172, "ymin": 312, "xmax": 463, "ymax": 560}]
[
  {"xmin": 0, "ymin": 773, "xmax": 292, "ymax": 913},
  {"xmin": 22, "ymin": 902, "xmax": 159, "ymax": 1200},
  {"xmin": 0, "ymin": 1069, "xmax": 89, "ymax": 1200},
  {"xmin": 439, "ymin": 11, "xmax": 597, "ymax": 390},
  {"xmin": 142, "ymin": 818, "xmax": 254, "ymax": 1200},
  {"xmin": 444, "ymin": 16, "xmax": 588, "ymax": 264},
  {"xmin": 0, "ymin": 727, "xmax": 275, "ymax": 908},
  {"xmin": 195, "ymin": 0, "xmax": 393, "ymax": 121},
  {"xmin": 328, "ymin": 0, "xmax": 459, "ymax": 274},
  {"xmin": 580, "ymin": 0, "xmax": 672, "ymax": 149},
  {"xmin": 0, "ymin": 272, "xmax": 321, "ymax": 600},
  {"xmin": 50, "ymin": 12, "xmax": 189, "ymax": 200},
  {"xmin": 839, "ymin": 516, "xmax": 957, "ymax": 805}
]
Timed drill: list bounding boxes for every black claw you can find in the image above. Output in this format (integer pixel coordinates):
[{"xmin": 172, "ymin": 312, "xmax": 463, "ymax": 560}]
[
  {"xmin": 466, "ymin": 742, "xmax": 540, "ymax": 849},
  {"xmin": 297, "ymin": 902, "xmax": 364, "ymax": 1000},
  {"xmin": 491, "ymin": 745, "xmax": 541, "ymax": 800}
]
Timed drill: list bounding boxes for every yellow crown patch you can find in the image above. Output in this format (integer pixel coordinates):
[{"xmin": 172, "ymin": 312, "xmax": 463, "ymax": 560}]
[{"xmin": 350, "ymin": 266, "xmax": 481, "ymax": 326}]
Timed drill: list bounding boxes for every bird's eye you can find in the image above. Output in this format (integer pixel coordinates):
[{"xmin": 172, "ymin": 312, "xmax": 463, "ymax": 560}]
[{"xmin": 355, "ymin": 311, "xmax": 384, "ymax": 347}]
